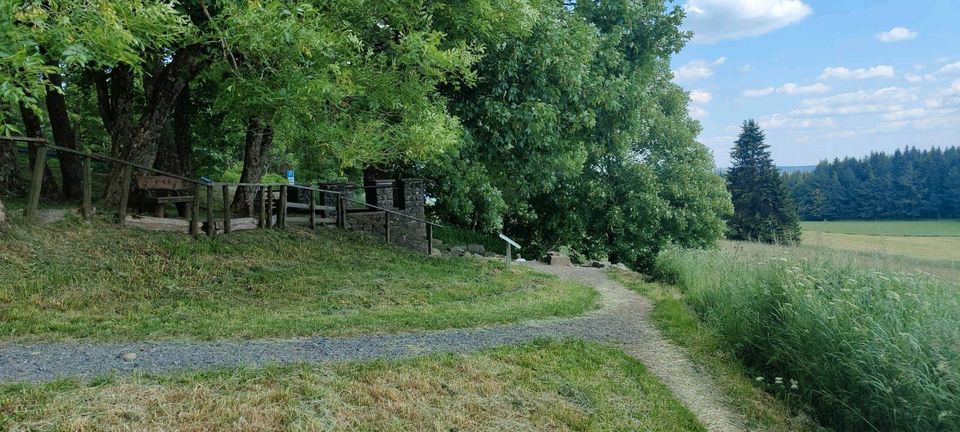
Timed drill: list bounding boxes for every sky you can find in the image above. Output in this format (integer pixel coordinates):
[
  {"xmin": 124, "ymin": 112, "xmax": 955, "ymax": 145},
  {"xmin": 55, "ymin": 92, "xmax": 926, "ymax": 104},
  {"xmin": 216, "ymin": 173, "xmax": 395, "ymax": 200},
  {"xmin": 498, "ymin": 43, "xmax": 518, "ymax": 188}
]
[{"xmin": 671, "ymin": 0, "xmax": 960, "ymax": 167}]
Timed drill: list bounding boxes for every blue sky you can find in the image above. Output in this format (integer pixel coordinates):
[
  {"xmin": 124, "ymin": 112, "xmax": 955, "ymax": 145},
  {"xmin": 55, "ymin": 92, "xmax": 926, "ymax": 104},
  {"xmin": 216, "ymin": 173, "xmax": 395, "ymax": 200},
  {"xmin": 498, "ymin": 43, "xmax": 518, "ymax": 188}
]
[{"xmin": 672, "ymin": 0, "xmax": 960, "ymax": 167}]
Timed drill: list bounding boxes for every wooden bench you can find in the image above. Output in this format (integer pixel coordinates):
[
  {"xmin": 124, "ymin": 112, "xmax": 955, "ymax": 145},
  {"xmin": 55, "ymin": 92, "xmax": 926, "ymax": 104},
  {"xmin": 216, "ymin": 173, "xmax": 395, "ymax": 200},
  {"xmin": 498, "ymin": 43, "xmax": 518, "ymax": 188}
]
[{"xmin": 135, "ymin": 175, "xmax": 194, "ymax": 218}]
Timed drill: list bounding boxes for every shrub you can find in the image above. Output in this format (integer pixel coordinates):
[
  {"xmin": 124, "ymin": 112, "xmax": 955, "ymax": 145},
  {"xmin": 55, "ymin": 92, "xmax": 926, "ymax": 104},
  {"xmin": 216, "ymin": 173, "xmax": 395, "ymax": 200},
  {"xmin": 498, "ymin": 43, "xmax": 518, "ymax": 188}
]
[{"xmin": 655, "ymin": 246, "xmax": 960, "ymax": 431}]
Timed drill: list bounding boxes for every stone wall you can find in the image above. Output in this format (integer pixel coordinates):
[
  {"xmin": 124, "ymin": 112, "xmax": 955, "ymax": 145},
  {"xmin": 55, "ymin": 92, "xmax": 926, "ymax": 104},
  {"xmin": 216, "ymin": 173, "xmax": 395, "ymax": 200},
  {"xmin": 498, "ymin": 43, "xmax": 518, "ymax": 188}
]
[{"xmin": 320, "ymin": 179, "xmax": 430, "ymax": 252}]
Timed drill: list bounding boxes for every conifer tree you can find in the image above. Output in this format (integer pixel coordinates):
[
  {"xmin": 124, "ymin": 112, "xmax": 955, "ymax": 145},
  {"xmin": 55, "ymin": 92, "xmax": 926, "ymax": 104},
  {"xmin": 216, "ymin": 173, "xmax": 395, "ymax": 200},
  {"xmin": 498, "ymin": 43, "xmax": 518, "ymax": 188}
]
[{"xmin": 726, "ymin": 120, "xmax": 802, "ymax": 244}]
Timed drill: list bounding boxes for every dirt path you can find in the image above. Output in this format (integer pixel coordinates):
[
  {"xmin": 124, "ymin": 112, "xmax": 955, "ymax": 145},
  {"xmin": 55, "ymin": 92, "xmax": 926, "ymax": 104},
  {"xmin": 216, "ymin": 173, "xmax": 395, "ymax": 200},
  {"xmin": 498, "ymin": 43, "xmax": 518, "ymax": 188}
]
[{"xmin": 0, "ymin": 264, "xmax": 747, "ymax": 431}]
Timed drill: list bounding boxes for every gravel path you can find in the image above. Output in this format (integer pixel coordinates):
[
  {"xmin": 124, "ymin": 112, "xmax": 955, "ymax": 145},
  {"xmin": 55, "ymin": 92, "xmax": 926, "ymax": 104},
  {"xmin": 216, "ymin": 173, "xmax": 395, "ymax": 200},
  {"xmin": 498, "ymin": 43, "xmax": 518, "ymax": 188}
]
[{"xmin": 0, "ymin": 263, "xmax": 747, "ymax": 431}]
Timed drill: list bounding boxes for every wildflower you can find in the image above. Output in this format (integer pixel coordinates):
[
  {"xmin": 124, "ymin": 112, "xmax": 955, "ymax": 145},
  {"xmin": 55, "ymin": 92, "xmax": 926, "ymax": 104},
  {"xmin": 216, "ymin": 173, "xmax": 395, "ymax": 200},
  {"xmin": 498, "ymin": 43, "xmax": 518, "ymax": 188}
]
[
  {"xmin": 774, "ymin": 377, "xmax": 783, "ymax": 385},
  {"xmin": 755, "ymin": 376, "xmax": 764, "ymax": 382},
  {"xmin": 790, "ymin": 379, "xmax": 799, "ymax": 389}
]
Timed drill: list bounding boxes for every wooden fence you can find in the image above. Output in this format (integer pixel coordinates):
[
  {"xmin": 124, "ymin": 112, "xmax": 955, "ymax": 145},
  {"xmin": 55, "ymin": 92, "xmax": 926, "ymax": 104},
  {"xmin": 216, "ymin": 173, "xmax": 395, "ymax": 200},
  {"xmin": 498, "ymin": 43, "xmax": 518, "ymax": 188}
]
[{"xmin": 1, "ymin": 137, "xmax": 438, "ymax": 254}]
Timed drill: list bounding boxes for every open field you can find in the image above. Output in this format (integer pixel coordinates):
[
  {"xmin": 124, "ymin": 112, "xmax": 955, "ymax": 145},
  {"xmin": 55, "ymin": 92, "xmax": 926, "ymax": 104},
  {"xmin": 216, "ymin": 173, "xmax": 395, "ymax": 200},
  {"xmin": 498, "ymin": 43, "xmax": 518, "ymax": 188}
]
[
  {"xmin": 801, "ymin": 220, "xmax": 960, "ymax": 237},
  {"xmin": 802, "ymin": 230, "xmax": 960, "ymax": 263},
  {"xmin": 0, "ymin": 340, "xmax": 704, "ymax": 431},
  {"xmin": 0, "ymin": 222, "xmax": 596, "ymax": 341},
  {"xmin": 654, "ymin": 241, "xmax": 960, "ymax": 431}
]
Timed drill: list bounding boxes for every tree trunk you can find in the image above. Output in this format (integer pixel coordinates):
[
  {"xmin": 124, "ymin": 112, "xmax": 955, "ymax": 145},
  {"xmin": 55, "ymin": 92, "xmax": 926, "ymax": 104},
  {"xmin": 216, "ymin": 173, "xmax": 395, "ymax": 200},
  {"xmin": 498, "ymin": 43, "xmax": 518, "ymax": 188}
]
[
  {"xmin": 0, "ymin": 137, "xmax": 21, "ymax": 195},
  {"xmin": 101, "ymin": 45, "xmax": 208, "ymax": 208},
  {"xmin": 19, "ymin": 103, "xmax": 59, "ymax": 199},
  {"xmin": 45, "ymin": 70, "xmax": 84, "ymax": 199},
  {"xmin": 231, "ymin": 117, "xmax": 274, "ymax": 216},
  {"xmin": 174, "ymin": 82, "xmax": 193, "ymax": 177}
]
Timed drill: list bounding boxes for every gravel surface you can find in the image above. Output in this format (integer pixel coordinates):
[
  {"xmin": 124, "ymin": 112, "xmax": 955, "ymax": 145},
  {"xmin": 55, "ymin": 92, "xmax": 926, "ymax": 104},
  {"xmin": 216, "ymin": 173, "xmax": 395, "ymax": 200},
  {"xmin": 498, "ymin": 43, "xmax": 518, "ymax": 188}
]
[{"xmin": 0, "ymin": 263, "xmax": 747, "ymax": 431}]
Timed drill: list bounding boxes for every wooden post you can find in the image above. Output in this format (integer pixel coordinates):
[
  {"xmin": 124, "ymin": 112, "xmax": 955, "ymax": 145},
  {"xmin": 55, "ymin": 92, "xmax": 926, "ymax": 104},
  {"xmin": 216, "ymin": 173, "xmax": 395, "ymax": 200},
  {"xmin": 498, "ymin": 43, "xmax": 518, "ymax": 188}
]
[
  {"xmin": 426, "ymin": 224, "xmax": 433, "ymax": 255},
  {"xmin": 82, "ymin": 156, "xmax": 92, "ymax": 221},
  {"xmin": 222, "ymin": 184, "xmax": 232, "ymax": 234},
  {"xmin": 26, "ymin": 144, "xmax": 47, "ymax": 223},
  {"xmin": 117, "ymin": 164, "xmax": 133, "ymax": 226},
  {"xmin": 278, "ymin": 185, "xmax": 288, "ymax": 229},
  {"xmin": 309, "ymin": 188, "xmax": 316, "ymax": 230},
  {"xmin": 206, "ymin": 184, "xmax": 215, "ymax": 237},
  {"xmin": 258, "ymin": 186, "xmax": 266, "ymax": 229},
  {"xmin": 265, "ymin": 186, "xmax": 274, "ymax": 228},
  {"xmin": 384, "ymin": 211, "xmax": 390, "ymax": 243},
  {"xmin": 337, "ymin": 195, "xmax": 345, "ymax": 229},
  {"xmin": 190, "ymin": 187, "xmax": 200, "ymax": 235},
  {"xmin": 506, "ymin": 243, "xmax": 512, "ymax": 265}
]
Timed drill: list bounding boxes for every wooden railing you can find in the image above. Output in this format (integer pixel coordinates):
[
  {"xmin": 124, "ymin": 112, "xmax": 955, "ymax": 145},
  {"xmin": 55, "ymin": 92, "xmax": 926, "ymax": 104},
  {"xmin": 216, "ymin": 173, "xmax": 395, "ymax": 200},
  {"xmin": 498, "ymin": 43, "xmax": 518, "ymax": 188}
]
[{"xmin": 1, "ymin": 137, "xmax": 440, "ymax": 254}]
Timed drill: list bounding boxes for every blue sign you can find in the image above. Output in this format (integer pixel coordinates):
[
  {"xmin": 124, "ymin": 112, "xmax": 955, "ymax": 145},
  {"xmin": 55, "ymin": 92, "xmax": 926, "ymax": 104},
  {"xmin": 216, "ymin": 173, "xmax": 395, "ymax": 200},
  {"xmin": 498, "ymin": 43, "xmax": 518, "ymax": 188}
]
[{"xmin": 286, "ymin": 170, "xmax": 295, "ymax": 185}]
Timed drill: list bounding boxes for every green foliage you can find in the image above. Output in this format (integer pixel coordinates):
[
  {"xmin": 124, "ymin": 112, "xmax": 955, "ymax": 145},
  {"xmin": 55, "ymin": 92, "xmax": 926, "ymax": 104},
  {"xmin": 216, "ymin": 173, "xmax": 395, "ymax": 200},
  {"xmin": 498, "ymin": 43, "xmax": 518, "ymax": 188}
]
[
  {"xmin": 787, "ymin": 146, "xmax": 960, "ymax": 220},
  {"xmin": 726, "ymin": 120, "xmax": 801, "ymax": 244},
  {"xmin": 428, "ymin": 1, "xmax": 731, "ymax": 268},
  {"xmin": 655, "ymin": 244, "xmax": 960, "ymax": 431}
]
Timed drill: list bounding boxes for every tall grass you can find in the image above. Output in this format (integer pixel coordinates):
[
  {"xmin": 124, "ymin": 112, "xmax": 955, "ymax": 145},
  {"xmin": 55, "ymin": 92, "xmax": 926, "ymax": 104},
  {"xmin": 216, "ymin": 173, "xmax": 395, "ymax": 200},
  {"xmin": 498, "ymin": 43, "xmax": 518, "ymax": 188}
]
[{"xmin": 655, "ymin": 243, "xmax": 960, "ymax": 431}]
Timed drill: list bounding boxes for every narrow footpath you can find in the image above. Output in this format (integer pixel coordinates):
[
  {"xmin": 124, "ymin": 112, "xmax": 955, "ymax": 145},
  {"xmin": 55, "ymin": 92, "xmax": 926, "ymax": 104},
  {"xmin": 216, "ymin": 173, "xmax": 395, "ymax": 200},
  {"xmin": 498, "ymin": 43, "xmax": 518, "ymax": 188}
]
[{"xmin": 0, "ymin": 263, "xmax": 748, "ymax": 431}]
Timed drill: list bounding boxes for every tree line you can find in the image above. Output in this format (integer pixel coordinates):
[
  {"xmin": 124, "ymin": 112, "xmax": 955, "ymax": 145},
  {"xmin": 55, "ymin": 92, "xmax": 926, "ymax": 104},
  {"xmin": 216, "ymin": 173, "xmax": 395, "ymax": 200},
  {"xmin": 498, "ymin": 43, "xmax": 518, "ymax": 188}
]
[
  {"xmin": 786, "ymin": 147, "xmax": 960, "ymax": 220},
  {"xmin": 1, "ymin": 1, "xmax": 732, "ymax": 268}
]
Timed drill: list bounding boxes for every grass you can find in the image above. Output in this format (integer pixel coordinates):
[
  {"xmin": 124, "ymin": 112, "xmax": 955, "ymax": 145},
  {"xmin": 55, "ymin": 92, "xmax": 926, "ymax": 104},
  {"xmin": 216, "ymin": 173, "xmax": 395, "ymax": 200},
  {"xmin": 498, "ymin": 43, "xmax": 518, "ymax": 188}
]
[
  {"xmin": 803, "ymin": 230, "xmax": 960, "ymax": 263},
  {"xmin": 608, "ymin": 269, "xmax": 813, "ymax": 432},
  {"xmin": 653, "ymin": 241, "xmax": 960, "ymax": 431},
  {"xmin": 0, "ymin": 340, "xmax": 705, "ymax": 431},
  {"xmin": 0, "ymin": 220, "xmax": 596, "ymax": 341},
  {"xmin": 801, "ymin": 220, "xmax": 960, "ymax": 237}
]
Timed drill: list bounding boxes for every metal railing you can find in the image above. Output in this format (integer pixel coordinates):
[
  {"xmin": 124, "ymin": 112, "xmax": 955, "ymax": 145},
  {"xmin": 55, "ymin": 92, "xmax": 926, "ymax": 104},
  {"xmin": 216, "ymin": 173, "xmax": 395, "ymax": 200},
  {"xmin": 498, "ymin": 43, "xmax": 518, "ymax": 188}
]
[{"xmin": 1, "ymin": 136, "xmax": 441, "ymax": 254}]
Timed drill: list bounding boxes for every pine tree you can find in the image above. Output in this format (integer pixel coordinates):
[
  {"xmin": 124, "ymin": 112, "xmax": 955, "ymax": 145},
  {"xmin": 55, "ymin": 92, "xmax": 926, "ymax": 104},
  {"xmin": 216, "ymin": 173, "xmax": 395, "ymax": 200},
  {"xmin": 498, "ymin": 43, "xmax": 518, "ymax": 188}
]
[{"xmin": 726, "ymin": 120, "xmax": 802, "ymax": 244}]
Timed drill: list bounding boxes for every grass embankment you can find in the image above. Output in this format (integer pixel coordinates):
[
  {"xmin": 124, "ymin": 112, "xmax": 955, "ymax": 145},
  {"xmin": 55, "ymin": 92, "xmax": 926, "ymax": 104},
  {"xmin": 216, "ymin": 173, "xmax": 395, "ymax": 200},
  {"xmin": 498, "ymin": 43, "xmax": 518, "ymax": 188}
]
[
  {"xmin": 0, "ymin": 340, "xmax": 704, "ymax": 431},
  {"xmin": 654, "ymin": 242, "xmax": 960, "ymax": 431},
  {"xmin": 0, "ymin": 221, "xmax": 596, "ymax": 341},
  {"xmin": 608, "ymin": 269, "xmax": 811, "ymax": 432}
]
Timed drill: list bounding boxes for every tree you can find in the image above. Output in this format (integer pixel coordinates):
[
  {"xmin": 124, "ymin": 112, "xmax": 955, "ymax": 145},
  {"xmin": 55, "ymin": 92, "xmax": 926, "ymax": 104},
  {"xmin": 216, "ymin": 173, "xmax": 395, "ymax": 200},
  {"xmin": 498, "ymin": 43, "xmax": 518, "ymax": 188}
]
[{"xmin": 726, "ymin": 120, "xmax": 801, "ymax": 244}]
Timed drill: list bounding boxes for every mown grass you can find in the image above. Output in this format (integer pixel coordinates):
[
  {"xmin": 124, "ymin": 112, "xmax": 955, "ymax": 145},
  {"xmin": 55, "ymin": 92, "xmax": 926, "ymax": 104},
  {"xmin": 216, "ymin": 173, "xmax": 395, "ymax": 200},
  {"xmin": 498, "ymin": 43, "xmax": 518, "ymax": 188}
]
[
  {"xmin": 803, "ymin": 230, "xmax": 960, "ymax": 263},
  {"xmin": 0, "ymin": 340, "xmax": 705, "ymax": 431},
  {"xmin": 609, "ymin": 269, "xmax": 813, "ymax": 432},
  {"xmin": 654, "ymin": 242, "xmax": 960, "ymax": 431},
  {"xmin": 0, "ymin": 220, "xmax": 596, "ymax": 341},
  {"xmin": 802, "ymin": 220, "xmax": 960, "ymax": 237}
]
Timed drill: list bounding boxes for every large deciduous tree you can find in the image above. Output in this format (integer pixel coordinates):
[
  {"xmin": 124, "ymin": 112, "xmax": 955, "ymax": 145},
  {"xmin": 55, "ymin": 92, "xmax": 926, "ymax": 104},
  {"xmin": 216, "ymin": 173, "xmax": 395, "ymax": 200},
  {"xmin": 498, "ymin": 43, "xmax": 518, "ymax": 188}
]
[{"xmin": 726, "ymin": 119, "xmax": 801, "ymax": 244}]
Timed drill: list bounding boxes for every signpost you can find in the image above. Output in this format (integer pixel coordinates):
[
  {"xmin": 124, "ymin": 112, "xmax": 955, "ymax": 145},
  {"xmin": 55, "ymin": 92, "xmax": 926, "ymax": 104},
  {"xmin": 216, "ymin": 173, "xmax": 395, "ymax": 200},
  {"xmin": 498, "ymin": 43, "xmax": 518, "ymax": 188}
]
[
  {"xmin": 286, "ymin": 170, "xmax": 295, "ymax": 185},
  {"xmin": 499, "ymin": 233, "xmax": 521, "ymax": 264}
]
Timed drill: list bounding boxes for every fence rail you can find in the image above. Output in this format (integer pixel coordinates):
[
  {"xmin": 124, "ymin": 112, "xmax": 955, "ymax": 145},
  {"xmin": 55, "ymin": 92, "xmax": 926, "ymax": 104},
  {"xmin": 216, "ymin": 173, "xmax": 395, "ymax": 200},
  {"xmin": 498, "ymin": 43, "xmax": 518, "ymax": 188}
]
[{"xmin": 2, "ymin": 136, "xmax": 439, "ymax": 254}]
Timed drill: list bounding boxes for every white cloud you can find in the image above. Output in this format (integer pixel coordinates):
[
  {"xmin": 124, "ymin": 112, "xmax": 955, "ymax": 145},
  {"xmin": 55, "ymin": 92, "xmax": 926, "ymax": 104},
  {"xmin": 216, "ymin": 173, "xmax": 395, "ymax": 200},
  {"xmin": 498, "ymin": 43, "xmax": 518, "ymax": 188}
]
[
  {"xmin": 905, "ymin": 73, "xmax": 936, "ymax": 83},
  {"xmin": 743, "ymin": 87, "xmax": 775, "ymax": 97},
  {"xmin": 743, "ymin": 82, "xmax": 830, "ymax": 97},
  {"xmin": 690, "ymin": 106, "xmax": 710, "ymax": 119},
  {"xmin": 760, "ymin": 113, "xmax": 836, "ymax": 130},
  {"xmin": 882, "ymin": 108, "xmax": 927, "ymax": 121},
  {"xmin": 875, "ymin": 27, "xmax": 917, "ymax": 43},
  {"xmin": 738, "ymin": 64, "xmax": 752, "ymax": 73},
  {"xmin": 804, "ymin": 87, "xmax": 917, "ymax": 105},
  {"xmin": 925, "ymin": 79, "xmax": 960, "ymax": 108},
  {"xmin": 819, "ymin": 65, "xmax": 895, "ymax": 80},
  {"xmin": 791, "ymin": 104, "xmax": 902, "ymax": 117},
  {"xmin": 689, "ymin": 89, "xmax": 713, "ymax": 104},
  {"xmin": 938, "ymin": 61, "xmax": 960, "ymax": 75},
  {"xmin": 673, "ymin": 57, "xmax": 727, "ymax": 82},
  {"xmin": 683, "ymin": 0, "xmax": 812, "ymax": 43}
]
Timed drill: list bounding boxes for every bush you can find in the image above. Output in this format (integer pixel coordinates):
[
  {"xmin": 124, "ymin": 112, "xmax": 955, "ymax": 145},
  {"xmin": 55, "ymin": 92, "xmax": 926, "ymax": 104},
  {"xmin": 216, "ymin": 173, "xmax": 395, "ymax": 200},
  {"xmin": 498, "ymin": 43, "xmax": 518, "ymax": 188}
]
[{"xmin": 655, "ymin": 246, "xmax": 960, "ymax": 431}]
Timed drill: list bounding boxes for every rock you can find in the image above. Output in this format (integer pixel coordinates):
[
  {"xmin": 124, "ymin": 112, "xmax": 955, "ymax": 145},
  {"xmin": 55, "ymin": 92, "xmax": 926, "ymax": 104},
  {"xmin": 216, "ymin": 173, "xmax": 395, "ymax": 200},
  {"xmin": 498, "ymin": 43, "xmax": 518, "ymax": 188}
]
[
  {"xmin": 587, "ymin": 260, "xmax": 610, "ymax": 268},
  {"xmin": 121, "ymin": 352, "xmax": 138, "ymax": 362},
  {"xmin": 432, "ymin": 238, "xmax": 443, "ymax": 248},
  {"xmin": 466, "ymin": 244, "xmax": 485, "ymax": 255},
  {"xmin": 449, "ymin": 245, "xmax": 466, "ymax": 255},
  {"xmin": 547, "ymin": 251, "xmax": 572, "ymax": 266},
  {"xmin": 483, "ymin": 251, "xmax": 496, "ymax": 258},
  {"xmin": 611, "ymin": 263, "xmax": 629, "ymax": 271}
]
